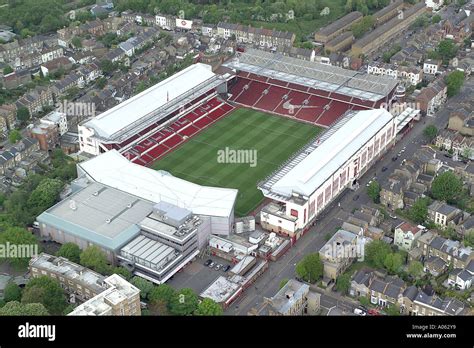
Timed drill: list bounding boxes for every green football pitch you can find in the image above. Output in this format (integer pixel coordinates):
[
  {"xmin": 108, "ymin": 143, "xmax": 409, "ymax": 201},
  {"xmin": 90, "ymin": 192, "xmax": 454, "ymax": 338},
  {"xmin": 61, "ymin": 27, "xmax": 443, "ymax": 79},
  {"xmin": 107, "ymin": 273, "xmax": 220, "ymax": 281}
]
[{"xmin": 152, "ymin": 108, "xmax": 321, "ymax": 216}]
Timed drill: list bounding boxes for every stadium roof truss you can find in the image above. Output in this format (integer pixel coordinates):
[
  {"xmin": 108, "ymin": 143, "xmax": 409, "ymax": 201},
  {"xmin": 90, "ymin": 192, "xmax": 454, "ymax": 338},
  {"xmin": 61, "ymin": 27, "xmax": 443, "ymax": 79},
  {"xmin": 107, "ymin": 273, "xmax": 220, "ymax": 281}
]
[
  {"xmin": 102, "ymin": 74, "xmax": 226, "ymax": 143},
  {"xmin": 223, "ymin": 49, "xmax": 397, "ymax": 102}
]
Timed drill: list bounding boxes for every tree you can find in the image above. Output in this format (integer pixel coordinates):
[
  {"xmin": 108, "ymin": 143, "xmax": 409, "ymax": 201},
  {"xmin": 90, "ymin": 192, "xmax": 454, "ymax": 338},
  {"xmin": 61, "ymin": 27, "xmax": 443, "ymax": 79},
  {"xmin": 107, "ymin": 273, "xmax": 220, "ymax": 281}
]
[
  {"xmin": 149, "ymin": 299, "xmax": 169, "ymax": 316},
  {"xmin": 8, "ymin": 129, "xmax": 22, "ymax": 144},
  {"xmin": 3, "ymin": 282, "xmax": 22, "ymax": 302},
  {"xmin": 0, "ymin": 301, "xmax": 49, "ymax": 316},
  {"xmin": 112, "ymin": 267, "xmax": 132, "ymax": 280},
  {"xmin": 359, "ymin": 296, "xmax": 370, "ymax": 308},
  {"xmin": 79, "ymin": 245, "xmax": 109, "ymax": 274},
  {"xmin": 95, "ymin": 77, "xmax": 107, "ymax": 89},
  {"xmin": 408, "ymin": 261, "xmax": 424, "ymax": 279},
  {"xmin": 149, "ymin": 284, "xmax": 176, "ymax": 306},
  {"xmin": 295, "ymin": 253, "xmax": 323, "ymax": 284},
  {"xmin": 462, "ymin": 147, "xmax": 473, "ymax": 160},
  {"xmin": 279, "ymin": 278, "xmax": 289, "ymax": 289},
  {"xmin": 100, "ymin": 59, "xmax": 115, "ymax": 74},
  {"xmin": 71, "ymin": 36, "xmax": 82, "ymax": 48},
  {"xmin": 431, "ymin": 171, "xmax": 463, "ymax": 203},
  {"xmin": 21, "ymin": 276, "xmax": 67, "ymax": 315},
  {"xmin": 130, "ymin": 276, "xmax": 154, "ymax": 300},
  {"xmin": 56, "ymin": 243, "xmax": 81, "ymax": 263},
  {"xmin": 383, "ymin": 253, "xmax": 403, "ymax": 274},
  {"xmin": 365, "ymin": 240, "xmax": 392, "ymax": 269},
  {"xmin": 423, "ymin": 125, "xmax": 438, "ymax": 142},
  {"xmin": 384, "ymin": 304, "xmax": 400, "ymax": 316},
  {"xmin": 169, "ymin": 288, "xmax": 199, "ymax": 315},
  {"xmin": 351, "ymin": 15, "xmax": 374, "ymax": 39},
  {"xmin": 195, "ymin": 298, "xmax": 223, "ymax": 315},
  {"xmin": 335, "ymin": 274, "xmax": 351, "ymax": 294},
  {"xmin": 3, "ymin": 66, "xmax": 13, "ymax": 75},
  {"xmin": 0, "ymin": 226, "xmax": 39, "ymax": 269},
  {"xmin": 409, "ymin": 197, "xmax": 430, "ymax": 224},
  {"xmin": 445, "ymin": 70, "xmax": 465, "ymax": 97},
  {"xmin": 431, "ymin": 14, "xmax": 442, "ymax": 24},
  {"xmin": 436, "ymin": 39, "xmax": 458, "ymax": 64},
  {"xmin": 16, "ymin": 106, "xmax": 30, "ymax": 124},
  {"xmin": 27, "ymin": 178, "xmax": 64, "ymax": 216},
  {"xmin": 367, "ymin": 180, "xmax": 381, "ymax": 203}
]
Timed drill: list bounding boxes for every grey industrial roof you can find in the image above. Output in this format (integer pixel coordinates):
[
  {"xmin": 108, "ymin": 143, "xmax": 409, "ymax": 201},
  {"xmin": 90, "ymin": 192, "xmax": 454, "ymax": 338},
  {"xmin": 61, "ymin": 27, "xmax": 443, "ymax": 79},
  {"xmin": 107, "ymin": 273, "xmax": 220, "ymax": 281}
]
[
  {"xmin": 353, "ymin": 2, "xmax": 426, "ymax": 48},
  {"xmin": 37, "ymin": 182, "xmax": 154, "ymax": 251},
  {"xmin": 317, "ymin": 11, "xmax": 363, "ymax": 37}
]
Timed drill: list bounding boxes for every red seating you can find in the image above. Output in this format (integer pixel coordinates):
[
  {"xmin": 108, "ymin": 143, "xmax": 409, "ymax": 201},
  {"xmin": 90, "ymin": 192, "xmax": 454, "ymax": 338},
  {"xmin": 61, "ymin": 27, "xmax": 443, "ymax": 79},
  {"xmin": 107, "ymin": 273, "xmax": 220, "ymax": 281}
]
[
  {"xmin": 147, "ymin": 144, "xmax": 169, "ymax": 159},
  {"xmin": 254, "ymin": 86, "xmax": 288, "ymax": 111},
  {"xmin": 234, "ymin": 81, "xmax": 267, "ymax": 106},
  {"xmin": 180, "ymin": 125, "xmax": 200, "ymax": 137},
  {"xmin": 195, "ymin": 116, "xmax": 214, "ymax": 129},
  {"xmin": 163, "ymin": 134, "xmax": 183, "ymax": 148}
]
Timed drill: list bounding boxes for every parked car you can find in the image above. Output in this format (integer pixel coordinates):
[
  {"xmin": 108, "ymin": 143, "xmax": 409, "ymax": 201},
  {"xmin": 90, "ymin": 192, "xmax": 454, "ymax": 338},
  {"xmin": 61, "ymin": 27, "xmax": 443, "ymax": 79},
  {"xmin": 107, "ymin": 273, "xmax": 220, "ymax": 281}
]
[
  {"xmin": 223, "ymin": 265, "xmax": 231, "ymax": 272},
  {"xmin": 368, "ymin": 309, "xmax": 380, "ymax": 316},
  {"xmin": 354, "ymin": 308, "xmax": 367, "ymax": 316},
  {"xmin": 204, "ymin": 259, "xmax": 212, "ymax": 267},
  {"xmin": 392, "ymin": 156, "xmax": 398, "ymax": 161},
  {"xmin": 382, "ymin": 167, "xmax": 388, "ymax": 172},
  {"xmin": 215, "ymin": 264, "xmax": 221, "ymax": 271},
  {"xmin": 208, "ymin": 261, "xmax": 215, "ymax": 268}
]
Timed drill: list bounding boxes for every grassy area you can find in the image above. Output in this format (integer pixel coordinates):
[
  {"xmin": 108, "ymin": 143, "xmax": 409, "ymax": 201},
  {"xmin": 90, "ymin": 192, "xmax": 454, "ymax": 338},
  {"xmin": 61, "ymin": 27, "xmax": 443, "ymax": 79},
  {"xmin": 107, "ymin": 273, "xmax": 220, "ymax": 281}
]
[{"xmin": 152, "ymin": 108, "xmax": 321, "ymax": 216}]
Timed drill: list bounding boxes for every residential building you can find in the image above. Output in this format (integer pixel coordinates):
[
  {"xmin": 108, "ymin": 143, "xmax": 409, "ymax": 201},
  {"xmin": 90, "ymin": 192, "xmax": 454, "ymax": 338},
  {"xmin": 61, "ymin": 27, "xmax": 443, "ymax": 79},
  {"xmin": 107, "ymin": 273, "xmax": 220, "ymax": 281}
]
[
  {"xmin": 428, "ymin": 201, "xmax": 463, "ymax": 228},
  {"xmin": 414, "ymin": 78, "xmax": 447, "ymax": 117},
  {"xmin": 423, "ymin": 59, "xmax": 442, "ymax": 75},
  {"xmin": 400, "ymin": 286, "xmax": 466, "ymax": 316},
  {"xmin": 29, "ymin": 253, "xmax": 107, "ymax": 303},
  {"xmin": 319, "ymin": 229, "xmax": 359, "ymax": 280},
  {"xmin": 69, "ymin": 274, "xmax": 141, "ymax": 316},
  {"xmin": 0, "ymin": 104, "xmax": 16, "ymax": 132},
  {"xmin": 447, "ymin": 108, "xmax": 474, "ymax": 136},
  {"xmin": 0, "ymin": 138, "xmax": 41, "ymax": 175},
  {"xmin": 394, "ymin": 222, "xmax": 423, "ymax": 251},
  {"xmin": 216, "ymin": 22, "xmax": 295, "ymax": 48},
  {"xmin": 16, "ymin": 86, "xmax": 54, "ymax": 115},
  {"xmin": 261, "ymin": 279, "xmax": 320, "ymax": 315}
]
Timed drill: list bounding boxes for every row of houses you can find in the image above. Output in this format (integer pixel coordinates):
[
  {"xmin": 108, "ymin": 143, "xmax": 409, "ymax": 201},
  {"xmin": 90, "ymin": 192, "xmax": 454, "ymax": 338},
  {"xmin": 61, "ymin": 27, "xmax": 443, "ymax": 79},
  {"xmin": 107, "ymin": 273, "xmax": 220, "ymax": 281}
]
[{"xmin": 350, "ymin": 269, "xmax": 467, "ymax": 315}]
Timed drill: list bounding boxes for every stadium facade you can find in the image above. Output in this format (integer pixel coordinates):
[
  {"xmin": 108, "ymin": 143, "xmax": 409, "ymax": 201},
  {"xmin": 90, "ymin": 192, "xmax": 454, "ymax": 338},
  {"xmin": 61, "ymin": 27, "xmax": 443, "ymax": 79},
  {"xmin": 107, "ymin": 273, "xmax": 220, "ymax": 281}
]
[{"xmin": 258, "ymin": 108, "xmax": 396, "ymax": 241}]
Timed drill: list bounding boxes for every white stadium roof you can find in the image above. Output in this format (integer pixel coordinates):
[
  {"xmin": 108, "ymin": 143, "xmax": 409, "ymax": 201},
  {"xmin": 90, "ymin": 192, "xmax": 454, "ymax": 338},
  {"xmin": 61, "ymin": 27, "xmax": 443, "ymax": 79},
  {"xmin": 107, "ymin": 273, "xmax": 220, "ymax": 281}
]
[
  {"xmin": 260, "ymin": 108, "xmax": 394, "ymax": 198},
  {"xmin": 78, "ymin": 150, "xmax": 238, "ymax": 218},
  {"xmin": 83, "ymin": 63, "xmax": 216, "ymax": 139}
]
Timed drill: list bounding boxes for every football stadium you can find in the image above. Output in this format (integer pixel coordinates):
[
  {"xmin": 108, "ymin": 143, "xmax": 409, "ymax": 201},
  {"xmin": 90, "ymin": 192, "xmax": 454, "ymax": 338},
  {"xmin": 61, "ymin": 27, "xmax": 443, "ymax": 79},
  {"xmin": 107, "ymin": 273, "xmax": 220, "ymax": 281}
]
[{"xmin": 78, "ymin": 49, "xmax": 399, "ymax": 237}]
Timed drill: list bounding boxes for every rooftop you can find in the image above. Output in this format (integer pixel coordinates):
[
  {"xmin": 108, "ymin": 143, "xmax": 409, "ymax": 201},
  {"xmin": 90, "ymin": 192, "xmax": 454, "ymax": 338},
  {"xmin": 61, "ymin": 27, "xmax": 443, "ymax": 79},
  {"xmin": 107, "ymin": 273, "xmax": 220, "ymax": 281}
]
[
  {"xmin": 37, "ymin": 181, "xmax": 154, "ymax": 251},
  {"xmin": 259, "ymin": 109, "xmax": 393, "ymax": 199},
  {"xmin": 223, "ymin": 48, "xmax": 397, "ymax": 100},
  {"xmin": 29, "ymin": 253, "xmax": 106, "ymax": 294},
  {"xmin": 78, "ymin": 150, "xmax": 238, "ymax": 218},
  {"xmin": 81, "ymin": 63, "xmax": 218, "ymax": 140},
  {"xmin": 268, "ymin": 279, "xmax": 310, "ymax": 315}
]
